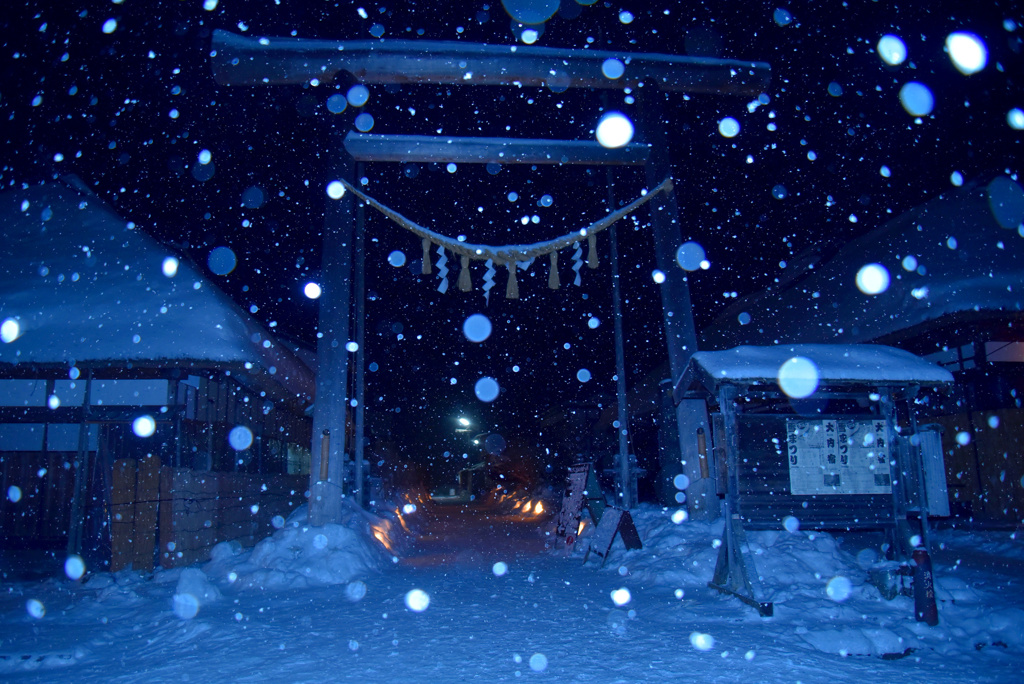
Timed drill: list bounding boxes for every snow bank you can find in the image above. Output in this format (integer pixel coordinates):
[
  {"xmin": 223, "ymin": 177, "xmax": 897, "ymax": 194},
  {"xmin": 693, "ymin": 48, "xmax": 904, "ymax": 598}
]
[
  {"xmin": 580, "ymin": 505, "xmax": 1024, "ymax": 658},
  {"xmin": 202, "ymin": 501, "xmax": 391, "ymax": 592}
]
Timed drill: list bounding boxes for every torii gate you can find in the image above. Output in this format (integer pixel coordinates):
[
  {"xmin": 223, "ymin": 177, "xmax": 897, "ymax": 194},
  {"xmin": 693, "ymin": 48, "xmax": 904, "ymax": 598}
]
[{"xmin": 211, "ymin": 30, "xmax": 770, "ymax": 525}]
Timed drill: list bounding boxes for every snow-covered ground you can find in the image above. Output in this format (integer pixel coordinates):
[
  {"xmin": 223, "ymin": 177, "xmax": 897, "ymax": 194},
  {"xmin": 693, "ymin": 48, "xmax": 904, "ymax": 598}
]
[{"xmin": 2, "ymin": 502, "xmax": 1022, "ymax": 683}]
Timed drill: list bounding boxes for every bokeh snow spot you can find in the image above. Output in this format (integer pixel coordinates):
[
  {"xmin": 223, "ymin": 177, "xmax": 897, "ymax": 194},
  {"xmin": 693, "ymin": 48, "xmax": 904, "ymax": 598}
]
[
  {"xmin": 346, "ymin": 580, "xmax": 367, "ymax": 601},
  {"xmin": 946, "ymin": 32, "xmax": 987, "ymax": 75},
  {"xmin": 26, "ymin": 599, "xmax": 46, "ymax": 619},
  {"xmin": 1, "ymin": 318, "xmax": 21, "ymax": 343},
  {"xmin": 877, "ymin": 34, "xmax": 907, "ymax": 65},
  {"xmin": 475, "ymin": 376, "xmax": 500, "ymax": 402},
  {"xmin": 326, "ymin": 181, "xmax": 346, "ymax": 200},
  {"xmin": 777, "ymin": 357, "xmax": 819, "ymax": 399},
  {"xmin": 690, "ymin": 632, "xmax": 715, "ymax": 651},
  {"xmin": 899, "ymin": 82, "xmax": 934, "ymax": 117},
  {"xmin": 492, "ymin": 561, "xmax": 508, "ymax": 577},
  {"xmin": 405, "ymin": 588, "xmax": 430, "ymax": 612},
  {"xmin": 676, "ymin": 241, "xmax": 706, "ymax": 271},
  {"xmin": 463, "ymin": 314, "xmax": 492, "ymax": 343},
  {"xmin": 132, "ymin": 415, "xmax": 156, "ymax": 438},
  {"xmin": 855, "ymin": 263, "xmax": 890, "ymax": 295},
  {"xmin": 596, "ymin": 112, "xmax": 634, "ymax": 148},
  {"xmin": 718, "ymin": 117, "xmax": 740, "ymax": 138},
  {"xmin": 64, "ymin": 555, "xmax": 85, "ymax": 580},
  {"xmin": 826, "ymin": 575, "xmax": 853, "ymax": 602},
  {"xmin": 228, "ymin": 426, "xmax": 254, "ymax": 451}
]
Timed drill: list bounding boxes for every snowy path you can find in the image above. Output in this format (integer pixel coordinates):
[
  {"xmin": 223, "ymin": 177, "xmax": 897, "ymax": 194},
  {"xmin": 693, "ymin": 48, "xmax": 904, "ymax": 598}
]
[{"xmin": 2, "ymin": 505, "xmax": 1023, "ymax": 682}]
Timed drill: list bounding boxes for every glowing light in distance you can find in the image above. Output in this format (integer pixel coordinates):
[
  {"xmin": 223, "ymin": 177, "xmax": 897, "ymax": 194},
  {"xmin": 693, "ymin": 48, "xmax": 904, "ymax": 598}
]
[
  {"xmin": 458, "ymin": 417, "xmax": 471, "ymax": 427},
  {"xmin": 777, "ymin": 357, "xmax": 819, "ymax": 399},
  {"xmin": 132, "ymin": 415, "xmax": 156, "ymax": 438},
  {"xmin": 856, "ymin": 263, "xmax": 891, "ymax": 294},
  {"xmin": 877, "ymin": 35, "xmax": 907, "ymax": 65},
  {"xmin": 946, "ymin": 32, "xmax": 987, "ymax": 74},
  {"xmin": 595, "ymin": 112, "xmax": 634, "ymax": 148},
  {"xmin": 303, "ymin": 282, "xmax": 322, "ymax": 299}
]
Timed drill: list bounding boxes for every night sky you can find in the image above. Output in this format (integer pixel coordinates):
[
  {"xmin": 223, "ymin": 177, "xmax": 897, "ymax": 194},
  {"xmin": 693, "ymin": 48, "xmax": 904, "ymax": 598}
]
[{"xmin": 3, "ymin": 1, "xmax": 1022, "ymax": 481}]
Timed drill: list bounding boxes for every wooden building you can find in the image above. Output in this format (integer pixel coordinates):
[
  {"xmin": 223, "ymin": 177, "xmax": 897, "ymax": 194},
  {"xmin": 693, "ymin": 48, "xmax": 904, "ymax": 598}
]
[{"xmin": 0, "ymin": 178, "xmax": 315, "ymax": 570}]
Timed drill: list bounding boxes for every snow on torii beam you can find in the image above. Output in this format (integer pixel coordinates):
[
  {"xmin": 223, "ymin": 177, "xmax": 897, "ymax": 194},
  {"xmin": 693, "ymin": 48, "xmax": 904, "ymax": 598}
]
[
  {"xmin": 211, "ymin": 29, "xmax": 770, "ymax": 95},
  {"xmin": 343, "ymin": 132, "xmax": 650, "ymax": 165}
]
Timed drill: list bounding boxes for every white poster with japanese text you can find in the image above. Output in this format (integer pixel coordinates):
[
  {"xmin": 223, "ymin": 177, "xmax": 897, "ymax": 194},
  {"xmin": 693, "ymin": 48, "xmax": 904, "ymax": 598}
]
[{"xmin": 786, "ymin": 419, "xmax": 892, "ymax": 495}]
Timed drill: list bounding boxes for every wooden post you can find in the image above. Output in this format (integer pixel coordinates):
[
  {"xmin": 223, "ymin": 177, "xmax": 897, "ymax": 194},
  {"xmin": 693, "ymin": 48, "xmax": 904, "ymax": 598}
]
[
  {"xmin": 353, "ymin": 162, "xmax": 367, "ymax": 508},
  {"xmin": 310, "ymin": 126, "xmax": 356, "ymax": 526},
  {"xmin": 67, "ymin": 373, "xmax": 92, "ymax": 556},
  {"xmin": 639, "ymin": 91, "xmax": 709, "ymax": 518},
  {"xmin": 606, "ymin": 167, "xmax": 633, "ymax": 509}
]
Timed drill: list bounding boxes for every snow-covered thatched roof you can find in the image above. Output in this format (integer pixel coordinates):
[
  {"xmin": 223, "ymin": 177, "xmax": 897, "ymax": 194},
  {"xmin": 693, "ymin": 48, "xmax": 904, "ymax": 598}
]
[
  {"xmin": 701, "ymin": 175, "xmax": 1024, "ymax": 350},
  {"xmin": 0, "ymin": 178, "xmax": 314, "ymax": 404}
]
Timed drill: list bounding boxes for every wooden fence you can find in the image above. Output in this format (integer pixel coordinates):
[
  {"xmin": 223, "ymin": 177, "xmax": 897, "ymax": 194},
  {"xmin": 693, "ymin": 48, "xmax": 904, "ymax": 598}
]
[{"xmin": 110, "ymin": 457, "xmax": 306, "ymax": 571}]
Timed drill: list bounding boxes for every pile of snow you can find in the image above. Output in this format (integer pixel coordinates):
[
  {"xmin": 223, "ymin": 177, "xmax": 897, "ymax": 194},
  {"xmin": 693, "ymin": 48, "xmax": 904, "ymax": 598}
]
[
  {"xmin": 576, "ymin": 505, "xmax": 1024, "ymax": 658},
  {"xmin": 203, "ymin": 502, "xmax": 391, "ymax": 593}
]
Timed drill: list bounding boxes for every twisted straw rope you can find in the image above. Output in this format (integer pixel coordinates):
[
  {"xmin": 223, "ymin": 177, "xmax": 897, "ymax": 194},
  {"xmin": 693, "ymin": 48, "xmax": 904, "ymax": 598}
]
[{"xmin": 336, "ymin": 176, "xmax": 674, "ymax": 265}]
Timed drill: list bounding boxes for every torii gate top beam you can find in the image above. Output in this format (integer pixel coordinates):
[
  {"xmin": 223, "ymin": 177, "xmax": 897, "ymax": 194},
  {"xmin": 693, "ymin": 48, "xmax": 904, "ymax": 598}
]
[{"xmin": 211, "ymin": 29, "xmax": 770, "ymax": 95}]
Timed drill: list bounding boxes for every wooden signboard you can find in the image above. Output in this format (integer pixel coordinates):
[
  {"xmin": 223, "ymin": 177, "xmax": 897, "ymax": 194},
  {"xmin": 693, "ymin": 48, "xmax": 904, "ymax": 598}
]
[{"xmin": 583, "ymin": 507, "xmax": 642, "ymax": 566}]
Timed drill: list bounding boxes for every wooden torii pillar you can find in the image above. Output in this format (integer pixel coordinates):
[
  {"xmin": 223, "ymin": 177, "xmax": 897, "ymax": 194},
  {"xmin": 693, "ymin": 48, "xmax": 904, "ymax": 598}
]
[{"xmin": 211, "ymin": 30, "xmax": 770, "ymax": 523}]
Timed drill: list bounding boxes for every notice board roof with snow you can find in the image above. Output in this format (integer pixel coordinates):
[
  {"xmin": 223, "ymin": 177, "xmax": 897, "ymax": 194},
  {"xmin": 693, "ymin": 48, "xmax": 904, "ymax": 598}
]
[
  {"xmin": 675, "ymin": 343, "xmax": 953, "ymax": 400},
  {"xmin": 0, "ymin": 179, "xmax": 314, "ymax": 403}
]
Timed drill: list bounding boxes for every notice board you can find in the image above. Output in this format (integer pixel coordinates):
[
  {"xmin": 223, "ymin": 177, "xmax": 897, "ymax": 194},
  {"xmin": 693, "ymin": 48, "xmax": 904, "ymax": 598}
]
[{"xmin": 786, "ymin": 418, "xmax": 892, "ymax": 496}]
